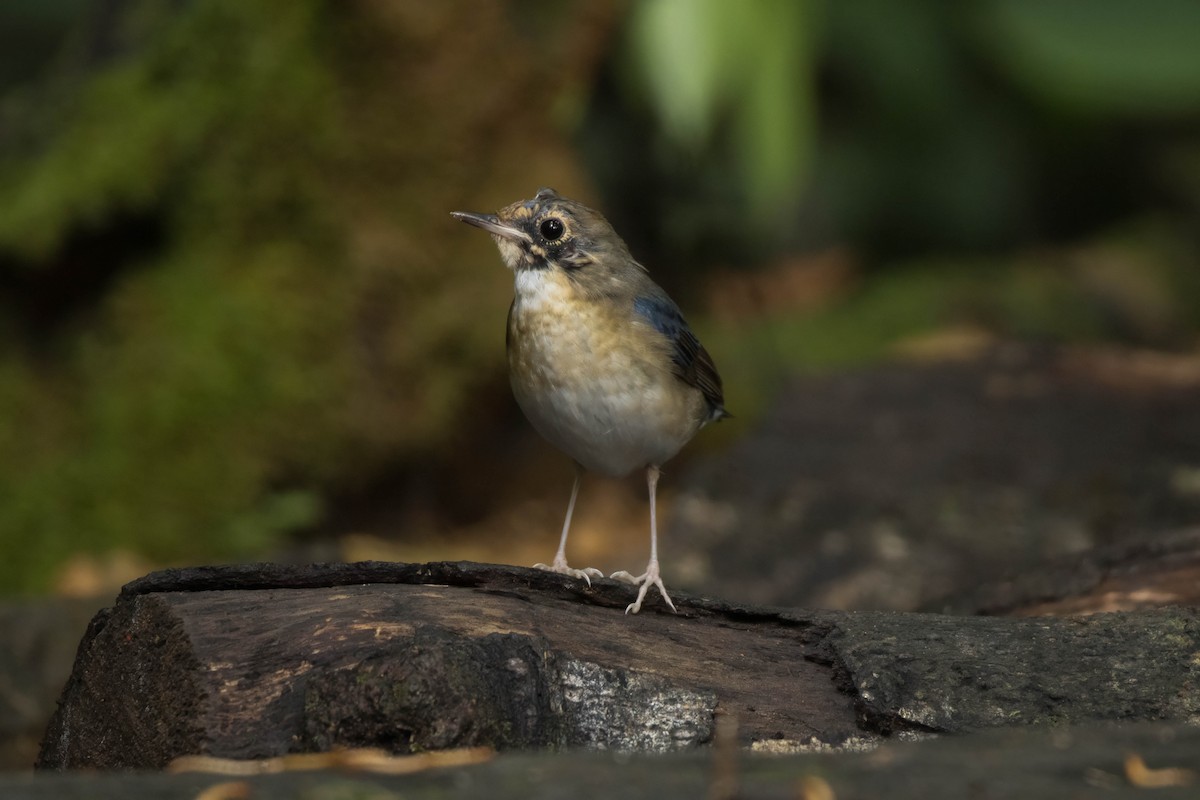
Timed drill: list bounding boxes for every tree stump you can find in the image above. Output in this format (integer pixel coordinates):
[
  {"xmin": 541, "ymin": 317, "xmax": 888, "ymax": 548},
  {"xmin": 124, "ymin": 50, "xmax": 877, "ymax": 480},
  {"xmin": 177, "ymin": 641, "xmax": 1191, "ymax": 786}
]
[{"xmin": 37, "ymin": 561, "xmax": 1200, "ymax": 770}]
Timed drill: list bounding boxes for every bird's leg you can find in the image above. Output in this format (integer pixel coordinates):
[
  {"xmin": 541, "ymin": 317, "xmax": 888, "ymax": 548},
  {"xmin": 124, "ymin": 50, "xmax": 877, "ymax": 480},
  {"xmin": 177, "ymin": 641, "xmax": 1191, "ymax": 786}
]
[
  {"xmin": 533, "ymin": 465, "xmax": 603, "ymax": 585},
  {"xmin": 611, "ymin": 465, "xmax": 677, "ymax": 614},
  {"xmin": 550, "ymin": 467, "xmax": 583, "ymax": 571}
]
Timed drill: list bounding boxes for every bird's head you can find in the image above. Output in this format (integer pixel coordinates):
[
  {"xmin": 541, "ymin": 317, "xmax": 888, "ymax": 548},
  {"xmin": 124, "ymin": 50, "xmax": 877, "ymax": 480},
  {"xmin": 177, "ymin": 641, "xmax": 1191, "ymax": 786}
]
[{"xmin": 452, "ymin": 189, "xmax": 643, "ymax": 289}]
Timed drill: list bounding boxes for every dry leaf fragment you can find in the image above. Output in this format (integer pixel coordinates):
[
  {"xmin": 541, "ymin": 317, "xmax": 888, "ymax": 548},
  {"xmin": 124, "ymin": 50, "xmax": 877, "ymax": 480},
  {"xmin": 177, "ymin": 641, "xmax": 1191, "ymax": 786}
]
[
  {"xmin": 1124, "ymin": 752, "xmax": 1197, "ymax": 788},
  {"xmin": 170, "ymin": 747, "xmax": 495, "ymax": 776}
]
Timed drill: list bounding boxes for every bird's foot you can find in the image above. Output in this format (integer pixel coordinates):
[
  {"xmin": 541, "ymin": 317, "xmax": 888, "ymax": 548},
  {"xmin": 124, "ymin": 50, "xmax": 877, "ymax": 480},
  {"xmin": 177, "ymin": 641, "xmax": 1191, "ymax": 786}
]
[
  {"xmin": 533, "ymin": 558, "xmax": 604, "ymax": 587},
  {"xmin": 610, "ymin": 561, "xmax": 677, "ymax": 614}
]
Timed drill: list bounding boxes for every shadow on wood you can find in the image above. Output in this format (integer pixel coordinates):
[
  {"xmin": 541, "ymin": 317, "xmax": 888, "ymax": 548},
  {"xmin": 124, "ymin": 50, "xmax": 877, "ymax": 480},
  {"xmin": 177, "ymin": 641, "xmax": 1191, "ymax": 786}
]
[{"xmin": 36, "ymin": 561, "xmax": 1200, "ymax": 770}]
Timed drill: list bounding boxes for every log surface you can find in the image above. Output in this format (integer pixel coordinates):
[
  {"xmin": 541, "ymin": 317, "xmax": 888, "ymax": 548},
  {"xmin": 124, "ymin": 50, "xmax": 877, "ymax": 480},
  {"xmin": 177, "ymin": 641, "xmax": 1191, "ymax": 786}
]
[
  {"xmin": 672, "ymin": 345, "xmax": 1200, "ymax": 611},
  {"xmin": 930, "ymin": 525, "xmax": 1200, "ymax": 616},
  {"xmin": 37, "ymin": 561, "xmax": 1200, "ymax": 770}
]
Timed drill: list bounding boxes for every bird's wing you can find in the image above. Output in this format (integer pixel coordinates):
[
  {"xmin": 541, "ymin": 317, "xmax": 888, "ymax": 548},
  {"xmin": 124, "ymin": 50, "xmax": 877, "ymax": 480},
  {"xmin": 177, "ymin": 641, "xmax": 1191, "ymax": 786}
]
[{"xmin": 633, "ymin": 294, "xmax": 728, "ymax": 419}]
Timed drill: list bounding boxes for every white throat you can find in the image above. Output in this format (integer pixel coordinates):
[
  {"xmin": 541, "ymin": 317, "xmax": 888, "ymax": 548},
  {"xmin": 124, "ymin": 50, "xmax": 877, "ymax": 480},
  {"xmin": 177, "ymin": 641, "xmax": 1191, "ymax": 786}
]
[{"xmin": 513, "ymin": 268, "xmax": 571, "ymax": 313}]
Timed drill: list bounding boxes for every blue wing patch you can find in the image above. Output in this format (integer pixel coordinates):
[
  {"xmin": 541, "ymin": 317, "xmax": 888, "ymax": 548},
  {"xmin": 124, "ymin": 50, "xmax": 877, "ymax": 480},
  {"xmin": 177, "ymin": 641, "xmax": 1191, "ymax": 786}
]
[{"xmin": 634, "ymin": 295, "xmax": 728, "ymax": 421}]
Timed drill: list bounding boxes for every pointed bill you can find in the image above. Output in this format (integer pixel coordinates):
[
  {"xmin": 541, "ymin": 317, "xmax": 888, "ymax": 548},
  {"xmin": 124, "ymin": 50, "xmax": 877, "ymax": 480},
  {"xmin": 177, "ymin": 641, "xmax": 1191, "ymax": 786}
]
[{"xmin": 450, "ymin": 211, "xmax": 532, "ymax": 243}]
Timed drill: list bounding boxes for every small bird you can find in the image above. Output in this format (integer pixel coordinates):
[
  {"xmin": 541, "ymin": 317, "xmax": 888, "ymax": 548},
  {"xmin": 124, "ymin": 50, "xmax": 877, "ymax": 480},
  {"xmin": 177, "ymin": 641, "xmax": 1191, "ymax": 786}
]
[{"xmin": 451, "ymin": 188, "xmax": 728, "ymax": 614}]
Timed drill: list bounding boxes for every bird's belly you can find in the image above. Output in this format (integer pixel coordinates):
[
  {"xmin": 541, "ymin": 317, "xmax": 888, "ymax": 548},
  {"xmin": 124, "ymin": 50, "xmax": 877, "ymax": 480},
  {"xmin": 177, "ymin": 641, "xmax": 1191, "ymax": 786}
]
[{"xmin": 508, "ymin": 306, "xmax": 703, "ymax": 476}]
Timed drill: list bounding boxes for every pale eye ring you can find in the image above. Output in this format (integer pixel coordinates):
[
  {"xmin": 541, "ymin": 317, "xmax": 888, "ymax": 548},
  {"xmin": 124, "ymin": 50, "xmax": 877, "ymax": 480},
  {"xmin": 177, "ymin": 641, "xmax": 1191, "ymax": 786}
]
[{"xmin": 539, "ymin": 217, "xmax": 565, "ymax": 241}]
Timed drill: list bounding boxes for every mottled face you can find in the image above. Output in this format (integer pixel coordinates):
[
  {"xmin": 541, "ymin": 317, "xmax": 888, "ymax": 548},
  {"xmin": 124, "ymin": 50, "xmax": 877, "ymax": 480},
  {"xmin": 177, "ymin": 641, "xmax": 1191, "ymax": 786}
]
[{"xmin": 452, "ymin": 188, "xmax": 636, "ymax": 278}]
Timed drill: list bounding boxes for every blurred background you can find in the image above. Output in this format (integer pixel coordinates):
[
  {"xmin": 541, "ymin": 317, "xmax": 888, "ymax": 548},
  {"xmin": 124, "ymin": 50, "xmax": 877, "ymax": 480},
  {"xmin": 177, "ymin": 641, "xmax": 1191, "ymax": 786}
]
[
  {"xmin": 0, "ymin": 0, "xmax": 1199, "ymax": 599},
  {"xmin": 3, "ymin": 0, "xmax": 1200, "ymax": 770}
]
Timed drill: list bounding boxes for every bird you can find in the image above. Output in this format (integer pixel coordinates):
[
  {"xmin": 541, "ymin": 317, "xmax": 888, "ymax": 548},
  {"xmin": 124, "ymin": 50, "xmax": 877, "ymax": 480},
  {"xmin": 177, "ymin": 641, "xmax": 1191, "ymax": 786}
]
[{"xmin": 451, "ymin": 188, "xmax": 728, "ymax": 614}]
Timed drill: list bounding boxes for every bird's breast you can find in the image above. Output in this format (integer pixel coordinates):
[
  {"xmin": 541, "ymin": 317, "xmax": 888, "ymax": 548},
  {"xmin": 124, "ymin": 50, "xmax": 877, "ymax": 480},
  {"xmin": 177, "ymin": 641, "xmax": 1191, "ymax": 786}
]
[{"xmin": 507, "ymin": 270, "xmax": 705, "ymax": 476}]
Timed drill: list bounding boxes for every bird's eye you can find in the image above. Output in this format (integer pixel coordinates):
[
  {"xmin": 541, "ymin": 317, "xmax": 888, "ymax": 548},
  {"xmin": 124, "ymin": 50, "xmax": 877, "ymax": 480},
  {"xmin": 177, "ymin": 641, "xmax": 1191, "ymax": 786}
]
[{"xmin": 539, "ymin": 217, "xmax": 565, "ymax": 241}]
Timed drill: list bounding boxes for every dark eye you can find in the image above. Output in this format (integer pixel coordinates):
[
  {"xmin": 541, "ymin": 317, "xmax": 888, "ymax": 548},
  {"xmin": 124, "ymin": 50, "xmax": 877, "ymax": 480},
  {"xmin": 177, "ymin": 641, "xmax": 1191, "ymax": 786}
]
[{"xmin": 539, "ymin": 217, "xmax": 564, "ymax": 241}]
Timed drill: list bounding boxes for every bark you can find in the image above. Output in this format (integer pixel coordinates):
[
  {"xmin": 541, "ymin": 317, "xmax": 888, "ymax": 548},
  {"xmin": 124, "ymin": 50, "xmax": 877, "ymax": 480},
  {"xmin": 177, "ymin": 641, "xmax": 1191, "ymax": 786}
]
[{"xmin": 36, "ymin": 561, "xmax": 1200, "ymax": 771}]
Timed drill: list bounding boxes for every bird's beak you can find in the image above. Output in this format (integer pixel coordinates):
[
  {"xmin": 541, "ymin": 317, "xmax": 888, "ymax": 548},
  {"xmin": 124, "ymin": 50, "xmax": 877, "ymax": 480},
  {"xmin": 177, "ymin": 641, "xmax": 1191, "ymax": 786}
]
[{"xmin": 451, "ymin": 211, "xmax": 532, "ymax": 244}]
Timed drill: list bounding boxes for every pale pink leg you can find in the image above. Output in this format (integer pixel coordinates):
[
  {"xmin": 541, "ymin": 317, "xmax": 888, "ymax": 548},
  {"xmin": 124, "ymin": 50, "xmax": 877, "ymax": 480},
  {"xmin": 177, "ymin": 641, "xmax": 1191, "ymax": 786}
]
[
  {"xmin": 611, "ymin": 465, "xmax": 677, "ymax": 614},
  {"xmin": 533, "ymin": 465, "xmax": 603, "ymax": 585}
]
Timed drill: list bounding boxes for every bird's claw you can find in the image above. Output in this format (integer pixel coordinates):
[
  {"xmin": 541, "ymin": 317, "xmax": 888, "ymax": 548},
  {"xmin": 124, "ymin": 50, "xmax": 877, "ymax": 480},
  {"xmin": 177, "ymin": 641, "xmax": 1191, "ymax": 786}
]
[
  {"xmin": 533, "ymin": 561, "xmax": 604, "ymax": 587},
  {"xmin": 610, "ymin": 565, "xmax": 677, "ymax": 614}
]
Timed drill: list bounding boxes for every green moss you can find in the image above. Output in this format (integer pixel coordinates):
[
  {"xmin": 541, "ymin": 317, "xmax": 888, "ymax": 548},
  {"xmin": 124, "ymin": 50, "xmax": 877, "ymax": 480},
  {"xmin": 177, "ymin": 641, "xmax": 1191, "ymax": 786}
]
[
  {"xmin": 0, "ymin": 0, "xmax": 601, "ymax": 592},
  {"xmin": 0, "ymin": 0, "xmax": 345, "ymax": 589}
]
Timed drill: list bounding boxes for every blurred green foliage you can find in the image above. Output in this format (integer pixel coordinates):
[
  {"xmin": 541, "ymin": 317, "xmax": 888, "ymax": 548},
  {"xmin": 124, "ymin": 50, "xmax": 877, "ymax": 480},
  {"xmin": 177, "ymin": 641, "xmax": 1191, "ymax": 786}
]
[
  {"xmin": 0, "ymin": 0, "xmax": 1198, "ymax": 592},
  {"xmin": 982, "ymin": 0, "xmax": 1200, "ymax": 115},
  {"xmin": 0, "ymin": 0, "xmax": 346, "ymax": 588},
  {"xmin": 594, "ymin": 0, "xmax": 1200, "ymax": 262},
  {"xmin": 624, "ymin": 0, "xmax": 816, "ymax": 217},
  {"xmin": 0, "ymin": 0, "xmax": 91, "ymax": 91},
  {"xmin": 0, "ymin": 0, "xmax": 597, "ymax": 591}
]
